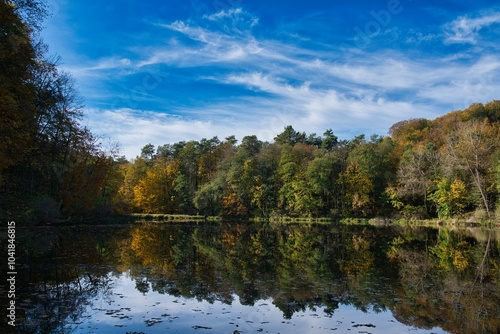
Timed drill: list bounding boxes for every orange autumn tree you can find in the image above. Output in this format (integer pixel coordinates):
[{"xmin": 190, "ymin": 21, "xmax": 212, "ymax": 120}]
[
  {"xmin": 133, "ymin": 159, "xmax": 181, "ymax": 213},
  {"xmin": 1, "ymin": 1, "xmax": 118, "ymax": 222}
]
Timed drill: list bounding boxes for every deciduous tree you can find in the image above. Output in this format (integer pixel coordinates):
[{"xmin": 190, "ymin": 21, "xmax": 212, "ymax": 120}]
[{"xmin": 445, "ymin": 120, "xmax": 498, "ymax": 218}]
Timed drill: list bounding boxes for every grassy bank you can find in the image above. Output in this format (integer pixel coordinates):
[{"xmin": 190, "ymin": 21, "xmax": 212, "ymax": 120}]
[
  {"xmin": 127, "ymin": 213, "xmax": 222, "ymax": 223},
  {"xmin": 114, "ymin": 214, "xmax": 500, "ymax": 227},
  {"xmin": 363, "ymin": 217, "xmax": 499, "ymax": 228},
  {"xmin": 20, "ymin": 213, "xmax": 498, "ymax": 227},
  {"xmin": 262, "ymin": 216, "xmax": 500, "ymax": 228}
]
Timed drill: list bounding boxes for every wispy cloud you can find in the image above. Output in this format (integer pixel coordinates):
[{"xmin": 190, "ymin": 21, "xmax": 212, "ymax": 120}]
[
  {"xmin": 444, "ymin": 11, "xmax": 500, "ymax": 44},
  {"xmin": 203, "ymin": 7, "xmax": 244, "ymax": 21},
  {"xmin": 140, "ymin": 18, "xmax": 262, "ymax": 67},
  {"xmin": 201, "ymin": 6, "xmax": 259, "ymax": 28},
  {"xmin": 220, "ymin": 71, "xmax": 436, "ymax": 130},
  {"xmin": 63, "ymin": 57, "xmax": 135, "ymax": 78},
  {"xmin": 85, "ymin": 108, "xmax": 218, "ymax": 158},
  {"xmin": 202, "ymin": 7, "xmax": 259, "ymax": 29},
  {"xmin": 46, "ymin": 5, "xmax": 500, "ymax": 158},
  {"xmin": 417, "ymin": 55, "xmax": 500, "ymax": 106}
]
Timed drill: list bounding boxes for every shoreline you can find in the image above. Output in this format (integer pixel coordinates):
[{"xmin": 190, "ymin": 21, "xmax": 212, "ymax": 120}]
[{"xmin": 16, "ymin": 214, "xmax": 497, "ymax": 228}]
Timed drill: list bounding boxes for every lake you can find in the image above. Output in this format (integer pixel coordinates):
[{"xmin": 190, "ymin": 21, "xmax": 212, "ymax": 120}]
[{"xmin": 3, "ymin": 222, "xmax": 500, "ymax": 333}]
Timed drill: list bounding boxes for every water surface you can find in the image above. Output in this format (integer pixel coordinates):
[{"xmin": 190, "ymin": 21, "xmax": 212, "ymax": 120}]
[{"xmin": 4, "ymin": 222, "xmax": 500, "ymax": 333}]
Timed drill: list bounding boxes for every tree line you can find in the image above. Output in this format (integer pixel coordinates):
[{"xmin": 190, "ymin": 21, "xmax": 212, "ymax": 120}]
[
  {"xmin": 1, "ymin": 1, "xmax": 114, "ymax": 223},
  {"xmin": 1, "ymin": 1, "xmax": 499, "ymax": 223},
  {"xmin": 114, "ymin": 101, "xmax": 500, "ymax": 221}
]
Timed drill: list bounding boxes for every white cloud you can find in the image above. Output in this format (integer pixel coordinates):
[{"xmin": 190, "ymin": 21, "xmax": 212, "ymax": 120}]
[
  {"xmin": 58, "ymin": 9, "xmax": 500, "ymax": 159},
  {"xmin": 417, "ymin": 55, "xmax": 500, "ymax": 107},
  {"xmin": 203, "ymin": 7, "xmax": 259, "ymax": 28},
  {"xmin": 198, "ymin": 72, "xmax": 437, "ymax": 141},
  {"xmin": 203, "ymin": 8, "xmax": 243, "ymax": 21},
  {"xmin": 145, "ymin": 14, "xmax": 500, "ymax": 105},
  {"xmin": 82, "ymin": 38, "xmax": 500, "ymax": 159},
  {"xmin": 444, "ymin": 12, "xmax": 500, "ymax": 44},
  {"xmin": 139, "ymin": 20, "xmax": 262, "ymax": 67},
  {"xmin": 405, "ymin": 31, "xmax": 439, "ymax": 44},
  {"xmin": 85, "ymin": 109, "xmax": 217, "ymax": 158}
]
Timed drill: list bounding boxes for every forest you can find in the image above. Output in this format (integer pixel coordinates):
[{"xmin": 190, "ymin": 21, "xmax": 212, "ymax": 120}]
[
  {"xmin": 1, "ymin": 1, "xmax": 500, "ymax": 224},
  {"xmin": 111, "ymin": 103, "xmax": 500, "ymax": 221}
]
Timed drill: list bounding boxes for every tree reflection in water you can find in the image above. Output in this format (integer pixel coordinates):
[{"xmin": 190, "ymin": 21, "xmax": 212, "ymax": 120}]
[{"xmin": 8, "ymin": 223, "xmax": 500, "ymax": 334}]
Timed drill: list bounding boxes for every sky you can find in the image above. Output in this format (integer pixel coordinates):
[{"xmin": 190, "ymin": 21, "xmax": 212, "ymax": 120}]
[{"xmin": 41, "ymin": 0, "xmax": 500, "ymax": 158}]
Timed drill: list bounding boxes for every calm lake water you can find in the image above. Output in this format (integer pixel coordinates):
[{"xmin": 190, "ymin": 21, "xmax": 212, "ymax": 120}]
[{"xmin": 3, "ymin": 222, "xmax": 500, "ymax": 333}]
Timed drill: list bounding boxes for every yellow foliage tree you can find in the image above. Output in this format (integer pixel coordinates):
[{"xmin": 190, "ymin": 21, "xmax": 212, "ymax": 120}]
[
  {"xmin": 449, "ymin": 179, "xmax": 468, "ymax": 216},
  {"xmin": 342, "ymin": 162, "xmax": 374, "ymax": 216},
  {"xmin": 446, "ymin": 120, "xmax": 499, "ymax": 218},
  {"xmin": 133, "ymin": 160, "xmax": 180, "ymax": 213},
  {"xmin": 429, "ymin": 178, "xmax": 469, "ymax": 218}
]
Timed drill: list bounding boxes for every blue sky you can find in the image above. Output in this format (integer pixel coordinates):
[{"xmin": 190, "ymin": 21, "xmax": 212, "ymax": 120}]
[{"xmin": 42, "ymin": 0, "xmax": 500, "ymax": 158}]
